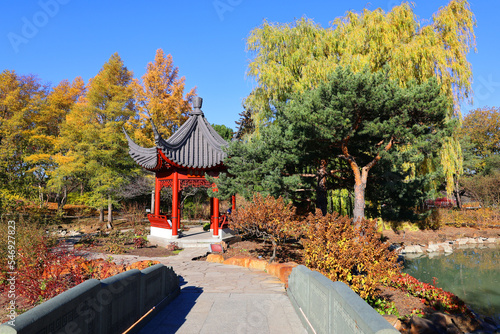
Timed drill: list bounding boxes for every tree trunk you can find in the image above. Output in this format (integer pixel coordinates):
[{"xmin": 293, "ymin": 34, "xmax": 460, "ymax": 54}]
[
  {"xmin": 353, "ymin": 166, "xmax": 369, "ymax": 223},
  {"xmin": 316, "ymin": 159, "xmax": 328, "ymax": 215},
  {"xmin": 56, "ymin": 186, "xmax": 68, "ymax": 212},
  {"xmin": 39, "ymin": 184, "xmax": 43, "ymax": 208},
  {"xmin": 453, "ymin": 176, "xmax": 462, "ymax": 209},
  {"xmin": 343, "ymin": 138, "xmax": 393, "ymax": 223},
  {"xmin": 99, "ymin": 208, "xmax": 104, "ymax": 223},
  {"xmin": 353, "ymin": 167, "xmax": 368, "ymax": 223},
  {"xmin": 107, "ymin": 196, "xmax": 113, "ymax": 229},
  {"xmin": 269, "ymin": 239, "xmax": 277, "ymax": 264},
  {"xmin": 353, "ymin": 182, "xmax": 366, "ymax": 222}
]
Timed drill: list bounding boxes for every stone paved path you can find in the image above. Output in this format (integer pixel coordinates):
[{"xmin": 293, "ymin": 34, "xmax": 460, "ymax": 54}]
[{"xmin": 90, "ymin": 248, "xmax": 306, "ymax": 334}]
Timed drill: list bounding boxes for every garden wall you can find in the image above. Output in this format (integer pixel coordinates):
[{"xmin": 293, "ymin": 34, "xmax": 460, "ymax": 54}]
[
  {"xmin": 0, "ymin": 264, "xmax": 179, "ymax": 334},
  {"xmin": 287, "ymin": 265, "xmax": 399, "ymax": 334}
]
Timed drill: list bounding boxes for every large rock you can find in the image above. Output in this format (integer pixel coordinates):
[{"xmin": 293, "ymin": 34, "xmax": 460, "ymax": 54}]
[
  {"xmin": 437, "ymin": 242, "xmax": 453, "ymax": 253},
  {"xmin": 410, "ymin": 316, "xmax": 444, "ymax": 334},
  {"xmin": 427, "ymin": 244, "xmax": 439, "ymax": 253},
  {"xmin": 207, "ymin": 253, "xmax": 224, "ymax": 263},
  {"xmin": 248, "ymin": 258, "xmax": 268, "ymax": 271},
  {"xmin": 383, "ymin": 315, "xmax": 403, "ymax": 331},
  {"xmin": 223, "ymin": 255, "xmax": 251, "ymax": 267},
  {"xmin": 442, "ymin": 244, "xmax": 453, "ymax": 254},
  {"xmin": 428, "ymin": 312, "xmax": 460, "ymax": 333},
  {"xmin": 410, "ymin": 313, "xmax": 472, "ymax": 334},
  {"xmin": 266, "ymin": 262, "xmax": 297, "ymax": 287},
  {"xmin": 404, "ymin": 245, "xmax": 424, "ymax": 254}
]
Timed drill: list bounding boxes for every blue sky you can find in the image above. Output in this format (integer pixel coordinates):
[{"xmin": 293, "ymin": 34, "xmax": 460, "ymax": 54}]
[{"xmin": 1, "ymin": 0, "xmax": 499, "ymax": 130}]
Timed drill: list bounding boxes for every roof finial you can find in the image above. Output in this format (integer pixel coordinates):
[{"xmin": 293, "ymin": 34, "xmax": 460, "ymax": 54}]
[{"xmin": 191, "ymin": 97, "xmax": 203, "ymax": 115}]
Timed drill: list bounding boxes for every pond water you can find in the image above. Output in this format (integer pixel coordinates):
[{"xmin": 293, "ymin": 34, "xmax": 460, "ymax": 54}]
[{"xmin": 403, "ymin": 245, "xmax": 500, "ymax": 322}]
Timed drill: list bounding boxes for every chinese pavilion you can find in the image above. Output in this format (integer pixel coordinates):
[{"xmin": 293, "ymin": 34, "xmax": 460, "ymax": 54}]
[{"xmin": 123, "ymin": 97, "xmax": 232, "ymax": 240}]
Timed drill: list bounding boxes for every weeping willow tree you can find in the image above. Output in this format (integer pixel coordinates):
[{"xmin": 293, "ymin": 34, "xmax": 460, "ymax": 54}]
[
  {"xmin": 328, "ymin": 189, "xmax": 353, "ymax": 217},
  {"xmin": 244, "ymin": 0, "xmax": 475, "ymax": 199}
]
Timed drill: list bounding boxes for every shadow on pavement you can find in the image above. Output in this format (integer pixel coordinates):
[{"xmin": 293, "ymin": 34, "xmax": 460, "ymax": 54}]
[{"xmin": 139, "ymin": 275, "xmax": 203, "ymax": 333}]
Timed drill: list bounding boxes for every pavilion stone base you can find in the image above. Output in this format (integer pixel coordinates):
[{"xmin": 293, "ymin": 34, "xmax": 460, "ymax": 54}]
[
  {"xmin": 210, "ymin": 228, "xmax": 235, "ymax": 239},
  {"xmin": 150, "ymin": 226, "xmax": 179, "ymax": 240},
  {"xmin": 148, "ymin": 227, "xmax": 236, "ymax": 248}
]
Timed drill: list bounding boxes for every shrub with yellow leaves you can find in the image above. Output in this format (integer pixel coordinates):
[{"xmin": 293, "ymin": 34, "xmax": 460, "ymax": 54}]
[{"xmin": 302, "ymin": 211, "xmax": 400, "ymax": 300}]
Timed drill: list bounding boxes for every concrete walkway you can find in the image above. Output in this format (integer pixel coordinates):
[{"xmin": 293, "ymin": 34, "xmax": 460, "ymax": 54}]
[{"xmin": 97, "ymin": 248, "xmax": 306, "ymax": 334}]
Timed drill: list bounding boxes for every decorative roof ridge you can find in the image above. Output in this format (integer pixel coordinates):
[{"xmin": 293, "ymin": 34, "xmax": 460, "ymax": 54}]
[
  {"xmin": 122, "ymin": 127, "xmax": 159, "ymax": 170},
  {"xmin": 122, "ymin": 127, "xmax": 155, "ymax": 152},
  {"xmin": 149, "ymin": 118, "xmax": 161, "ymax": 146},
  {"xmin": 163, "ymin": 116, "xmax": 198, "ymax": 149},
  {"xmin": 198, "ymin": 116, "xmax": 228, "ymax": 151}
]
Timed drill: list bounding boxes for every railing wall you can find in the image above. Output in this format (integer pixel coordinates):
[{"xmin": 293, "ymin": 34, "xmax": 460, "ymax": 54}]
[
  {"xmin": 287, "ymin": 265, "xmax": 399, "ymax": 334},
  {"xmin": 0, "ymin": 264, "xmax": 179, "ymax": 334}
]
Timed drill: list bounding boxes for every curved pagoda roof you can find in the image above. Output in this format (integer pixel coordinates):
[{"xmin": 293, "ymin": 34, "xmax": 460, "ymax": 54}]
[{"xmin": 124, "ymin": 97, "xmax": 228, "ymax": 170}]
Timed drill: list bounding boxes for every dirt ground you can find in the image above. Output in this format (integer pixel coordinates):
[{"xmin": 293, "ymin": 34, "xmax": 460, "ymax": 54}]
[{"xmin": 89, "ymin": 244, "xmax": 180, "ymax": 257}]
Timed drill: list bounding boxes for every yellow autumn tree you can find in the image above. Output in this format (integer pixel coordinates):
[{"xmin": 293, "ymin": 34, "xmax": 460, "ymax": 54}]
[
  {"xmin": 55, "ymin": 53, "xmax": 137, "ymax": 223},
  {"xmin": 0, "ymin": 71, "xmax": 49, "ymax": 206},
  {"xmin": 462, "ymin": 106, "xmax": 500, "ymax": 169},
  {"xmin": 127, "ymin": 49, "xmax": 196, "ymax": 146},
  {"xmin": 24, "ymin": 77, "xmax": 85, "ymax": 207}
]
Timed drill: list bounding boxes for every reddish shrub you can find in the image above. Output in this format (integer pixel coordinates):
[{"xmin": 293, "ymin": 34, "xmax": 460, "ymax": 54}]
[
  {"xmin": 229, "ymin": 194, "xmax": 301, "ymax": 262},
  {"xmin": 16, "ymin": 238, "xmax": 86, "ymax": 304}
]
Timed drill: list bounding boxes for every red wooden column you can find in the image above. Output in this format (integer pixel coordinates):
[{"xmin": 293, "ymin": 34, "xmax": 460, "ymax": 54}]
[
  {"xmin": 213, "ymin": 197, "xmax": 219, "ymax": 237},
  {"xmin": 172, "ymin": 171, "xmax": 179, "ymax": 237},
  {"xmin": 209, "ymin": 197, "xmax": 214, "ymax": 230},
  {"xmin": 154, "ymin": 177, "xmax": 161, "ymax": 215},
  {"xmin": 232, "ymin": 195, "xmax": 236, "ymax": 211}
]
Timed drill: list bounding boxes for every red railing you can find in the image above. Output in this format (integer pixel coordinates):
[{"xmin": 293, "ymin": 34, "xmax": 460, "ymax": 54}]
[
  {"xmin": 148, "ymin": 214, "xmax": 172, "ymax": 229},
  {"xmin": 218, "ymin": 214, "xmax": 229, "ymax": 229}
]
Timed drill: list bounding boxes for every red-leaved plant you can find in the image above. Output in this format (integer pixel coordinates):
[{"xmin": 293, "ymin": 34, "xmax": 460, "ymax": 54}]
[{"xmin": 391, "ymin": 273, "xmax": 468, "ymax": 313}]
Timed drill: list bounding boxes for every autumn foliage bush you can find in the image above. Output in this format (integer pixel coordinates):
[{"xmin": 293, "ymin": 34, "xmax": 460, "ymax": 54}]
[
  {"xmin": 14, "ymin": 239, "xmax": 87, "ymax": 304},
  {"xmin": 439, "ymin": 208, "xmax": 500, "ymax": 228},
  {"xmin": 302, "ymin": 211, "xmax": 400, "ymax": 300},
  {"xmin": 0, "ymin": 221, "xmax": 88, "ymax": 305},
  {"xmin": 229, "ymin": 194, "xmax": 301, "ymax": 262},
  {"xmin": 0, "ymin": 219, "xmax": 158, "ymax": 311}
]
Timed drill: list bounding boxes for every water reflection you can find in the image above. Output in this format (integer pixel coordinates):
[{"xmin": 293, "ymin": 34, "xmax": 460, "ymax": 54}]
[{"xmin": 403, "ymin": 245, "xmax": 500, "ymax": 322}]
